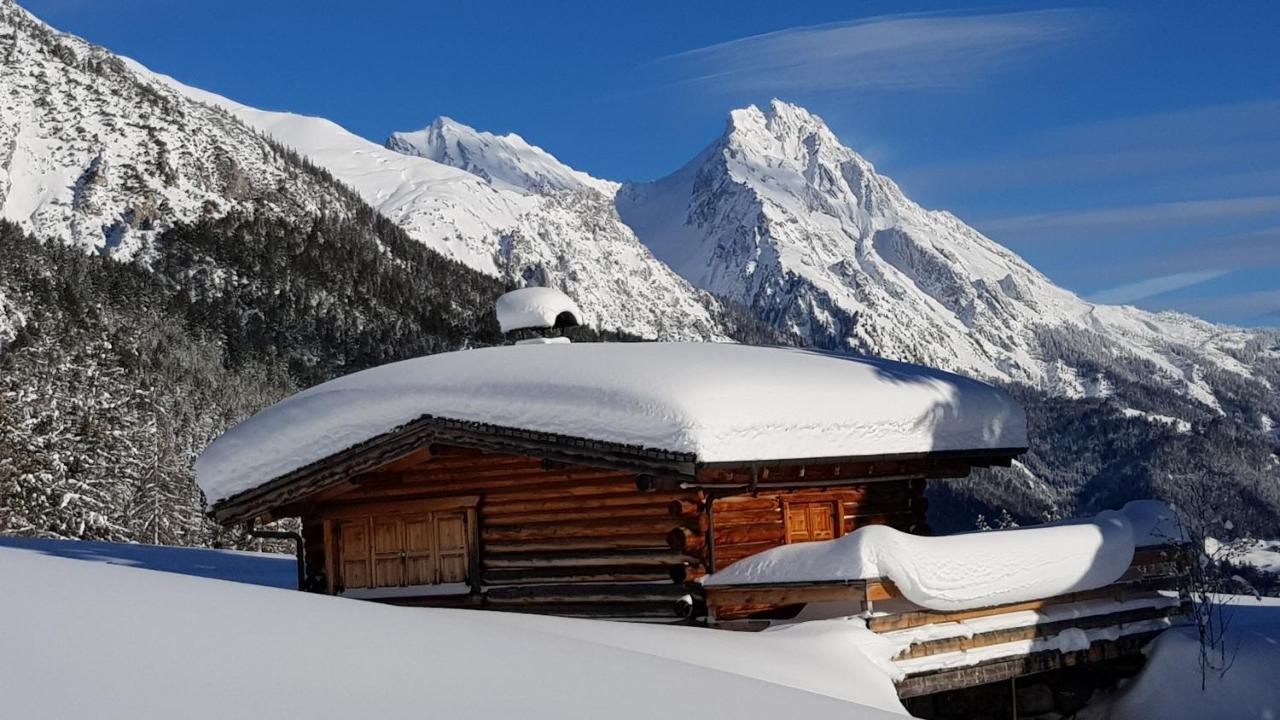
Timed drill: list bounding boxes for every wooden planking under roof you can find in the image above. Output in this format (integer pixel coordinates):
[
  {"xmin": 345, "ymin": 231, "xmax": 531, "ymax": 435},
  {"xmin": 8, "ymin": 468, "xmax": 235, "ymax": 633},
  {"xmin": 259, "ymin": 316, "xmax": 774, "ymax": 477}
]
[{"xmin": 210, "ymin": 414, "xmax": 1020, "ymax": 524}]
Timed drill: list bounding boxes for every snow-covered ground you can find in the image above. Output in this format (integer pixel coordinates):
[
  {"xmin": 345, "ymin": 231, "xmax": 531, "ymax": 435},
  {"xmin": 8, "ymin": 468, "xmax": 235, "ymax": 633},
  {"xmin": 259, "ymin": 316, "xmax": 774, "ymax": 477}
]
[
  {"xmin": 3, "ymin": 536, "xmax": 1277, "ymax": 718},
  {"xmin": 1081, "ymin": 596, "xmax": 1280, "ymax": 720},
  {"xmin": 1120, "ymin": 407, "xmax": 1193, "ymax": 434},
  {"xmin": 1206, "ymin": 537, "xmax": 1280, "ymax": 575},
  {"xmin": 0, "ymin": 535, "xmax": 296, "ymax": 588},
  {"xmin": 0, "ymin": 540, "xmax": 907, "ymax": 719}
]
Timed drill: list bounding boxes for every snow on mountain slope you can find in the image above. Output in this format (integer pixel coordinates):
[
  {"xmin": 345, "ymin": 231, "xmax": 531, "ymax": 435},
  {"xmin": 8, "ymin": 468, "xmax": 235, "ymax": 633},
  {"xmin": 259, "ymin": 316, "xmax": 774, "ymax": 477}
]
[
  {"xmin": 0, "ymin": 0, "xmax": 347, "ymax": 258},
  {"xmin": 388, "ymin": 117, "xmax": 617, "ymax": 196},
  {"xmin": 3, "ymin": 2, "xmax": 726, "ymax": 341},
  {"xmin": 134, "ymin": 72, "xmax": 726, "ymax": 341},
  {"xmin": 0, "ymin": 287, "xmax": 19, "ymax": 347},
  {"xmin": 619, "ymin": 100, "xmax": 1268, "ymax": 407},
  {"xmin": 121, "ymin": 61, "xmax": 535, "ymax": 277},
  {"xmin": 380, "ymin": 116, "xmax": 725, "ymax": 340}
]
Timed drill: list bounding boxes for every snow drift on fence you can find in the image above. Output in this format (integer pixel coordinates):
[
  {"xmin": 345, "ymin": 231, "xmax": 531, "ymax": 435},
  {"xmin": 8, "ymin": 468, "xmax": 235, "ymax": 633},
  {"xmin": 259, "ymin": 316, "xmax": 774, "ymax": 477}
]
[
  {"xmin": 197, "ymin": 342, "xmax": 1026, "ymax": 504},
  {"xmin": 703, "ymin": 501, "xmax": 1180, "ymax": 611}
]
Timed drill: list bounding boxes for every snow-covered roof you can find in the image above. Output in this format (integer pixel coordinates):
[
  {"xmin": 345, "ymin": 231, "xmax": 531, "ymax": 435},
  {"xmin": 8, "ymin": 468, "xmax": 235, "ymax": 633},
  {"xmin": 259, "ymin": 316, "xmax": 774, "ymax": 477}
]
[
  {"xmin": 196, "ymin": 342, "xmax": 1027, "ymax": 506},
  {"xmin": 701, "ymin": 501, "xmax": 1183, "ymax": 612},
  {"xmin": 495, "ymin": 287, "xmax": 583, "ymax": 333}
]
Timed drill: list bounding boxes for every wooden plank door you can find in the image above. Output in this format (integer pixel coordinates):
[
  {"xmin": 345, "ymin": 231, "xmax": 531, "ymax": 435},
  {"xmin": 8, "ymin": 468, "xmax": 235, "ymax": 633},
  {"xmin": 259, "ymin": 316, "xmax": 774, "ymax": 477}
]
[
  {"xmin": 371, "ymin": 517, "xmax": 405, "ymax": 588},
  {"xmin": 338, "ymin": 519, "xmax": 372, "ymax": 589},
  {"xmin": 435, "ymin": 511, "xmax": 469, "ymax": 584},
  {"xmin": 403, "ymin": 514, "xmax": 437, "ymax": 585}
]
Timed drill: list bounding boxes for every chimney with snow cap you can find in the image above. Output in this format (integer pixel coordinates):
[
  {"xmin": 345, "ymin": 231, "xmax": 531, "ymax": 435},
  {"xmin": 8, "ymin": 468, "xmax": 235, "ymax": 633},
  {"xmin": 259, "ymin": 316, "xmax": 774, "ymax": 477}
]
[{"xmin": 495, "ymin": 287, "xmax": 582, "ymax": 345}]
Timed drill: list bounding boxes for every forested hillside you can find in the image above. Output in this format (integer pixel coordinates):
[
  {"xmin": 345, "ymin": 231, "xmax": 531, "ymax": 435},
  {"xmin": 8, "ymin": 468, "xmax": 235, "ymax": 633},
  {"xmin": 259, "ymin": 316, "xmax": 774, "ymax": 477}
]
[
  {"xmin": 0, "ymin": 206, "xmax": 507, "ymax": 544},
  {"xmin": 0, "ymin": 206, "xmax": 778, "ymax": 544}
]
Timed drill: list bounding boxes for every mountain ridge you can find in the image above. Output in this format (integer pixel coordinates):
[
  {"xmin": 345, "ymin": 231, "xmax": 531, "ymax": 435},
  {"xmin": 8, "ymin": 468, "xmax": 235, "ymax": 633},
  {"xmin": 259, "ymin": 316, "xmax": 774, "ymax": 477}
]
[
  {"xmin": 619, "ymin": 99, "xmax": 1271, "ymax": 413},
  {"xmin": 3, "ymin": 0, "xmax": 1278, "ymax": 538}
]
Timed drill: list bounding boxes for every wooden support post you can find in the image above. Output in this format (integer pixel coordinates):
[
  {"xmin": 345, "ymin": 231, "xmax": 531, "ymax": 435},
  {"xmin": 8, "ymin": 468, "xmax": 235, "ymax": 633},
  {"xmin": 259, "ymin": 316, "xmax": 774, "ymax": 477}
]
[
  {"xmin": 322, "ymin": 519, "xmax": 336, "ymax": 594},
  {"xmin": 467, "ymin": 506, "xmax": 482, "ymax": 596},
  {"xmin": 705, "ymin": 495, "xmax": 717, "ymax": 573}
]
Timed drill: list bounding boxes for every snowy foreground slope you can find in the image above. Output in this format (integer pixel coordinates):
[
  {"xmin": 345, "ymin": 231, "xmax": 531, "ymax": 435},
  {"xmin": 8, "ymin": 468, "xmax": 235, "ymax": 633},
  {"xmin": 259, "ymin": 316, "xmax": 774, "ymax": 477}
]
[
  {"xmin": 0, "ymin": 543, "xmax": 906, "ymax": 719},
  {"xmin": 3, "ymin": 538, "xmax": 1277, "ymax": 719}
]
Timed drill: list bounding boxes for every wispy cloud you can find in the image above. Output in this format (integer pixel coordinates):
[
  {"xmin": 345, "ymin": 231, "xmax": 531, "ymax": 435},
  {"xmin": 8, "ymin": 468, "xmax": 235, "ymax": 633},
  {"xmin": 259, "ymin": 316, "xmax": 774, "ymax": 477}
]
[
  {"xmin": 1089, "ymin": 269, "xmax": 1230, "ymax": 304},
  {"xmin": 655, "ymin": 10, "xmax": 1097, "ymax": 93},
  {"xmin": 898, "ymin": 98, "xmax": 1280, "ymax": 202},
  {"xmin": 1156, "ymin": 289, "xmax": 1280, "ymax": 325},
  {"xmin": 1109, "ymin": 227, "xmax": 1280, "ymax": 279},
  {"xmin": 979, "ymin": 195, "xmax": 1280, "ymax": 236},
  {"xmin": 1047, "ymin": 99, "xmax": 1280, "ymax": 150}
]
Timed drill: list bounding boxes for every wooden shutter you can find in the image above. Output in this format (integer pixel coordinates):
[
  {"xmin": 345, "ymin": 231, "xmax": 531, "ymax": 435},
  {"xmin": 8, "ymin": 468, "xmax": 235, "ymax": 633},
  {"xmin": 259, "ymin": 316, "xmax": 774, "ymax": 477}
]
[
  {"xmin": 435, "ymin": 511, "xmax": 469, "ymax": 584},
  {"xmin": 371, "ymin": 517, "xmax": 405, "ymax": 588},
  {"xmin": 338, "ymin": 519, "xmax": 372, "ymax": 589},
  {"xmin": 403, "ymin": 514, "xmax": 437, "ymax": 585},
  {"xmin": 786, "ymin": 503, "xmax": 811, "ymax": 543},
  {"xmin": 784, "ymin": 501, "xmax": 838, "ymax": 543},
  {"xmin": 808, "ymin": 502, "xmax": 837, "ymax": 541}
]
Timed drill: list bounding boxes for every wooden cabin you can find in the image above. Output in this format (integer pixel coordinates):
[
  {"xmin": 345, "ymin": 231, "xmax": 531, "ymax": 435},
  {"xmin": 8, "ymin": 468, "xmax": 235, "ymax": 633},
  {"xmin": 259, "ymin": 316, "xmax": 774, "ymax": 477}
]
[
  {"xmin": 199, "ymin": 339, "xmax": 1027, "ymax": 621},
  {"xmin": 196, "ymin": 296, "xmax": 1187, "ymax": 704}
]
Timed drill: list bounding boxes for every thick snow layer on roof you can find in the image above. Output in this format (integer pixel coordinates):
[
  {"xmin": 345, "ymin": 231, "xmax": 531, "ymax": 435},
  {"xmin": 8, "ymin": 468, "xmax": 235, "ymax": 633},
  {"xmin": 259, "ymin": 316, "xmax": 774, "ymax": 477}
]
[
  {"xmin": 0, "ymin": 543, "xmax": 907, "ymax": 718},
  {"xmin": 196, "ymin": 343, "xmax": 1026, "ymax": 504},
  {"xmin": 495, "ymin": 287, "xmax": 583, "ymax": 332},
  {"xmin": 702, "ymin": 502, "xmax": 1179, "ymax": 611}
]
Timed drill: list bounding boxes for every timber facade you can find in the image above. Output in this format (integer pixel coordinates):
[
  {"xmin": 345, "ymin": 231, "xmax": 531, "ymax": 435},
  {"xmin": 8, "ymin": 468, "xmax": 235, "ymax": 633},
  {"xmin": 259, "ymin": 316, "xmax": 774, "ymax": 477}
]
[
  {"xmin": 212, "ymin": 418, "xmax": 1003, "ymax": 620},
  {"xmin": 287, "ymin": 444, "xmax": 955, "ymax": 620}
]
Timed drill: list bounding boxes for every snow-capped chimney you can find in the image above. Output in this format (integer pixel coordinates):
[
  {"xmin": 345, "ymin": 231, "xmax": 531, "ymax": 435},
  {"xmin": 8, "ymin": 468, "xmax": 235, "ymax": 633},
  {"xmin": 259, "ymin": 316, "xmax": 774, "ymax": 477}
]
[{"xmin": 495, "ymin": 287, "xmax": 582, "ymax": 344}]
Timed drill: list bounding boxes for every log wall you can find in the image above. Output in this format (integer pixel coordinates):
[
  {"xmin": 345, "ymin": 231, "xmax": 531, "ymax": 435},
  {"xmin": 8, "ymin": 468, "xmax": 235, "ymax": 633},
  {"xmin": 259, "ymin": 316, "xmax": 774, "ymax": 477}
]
[
  {"xmin": 670, "ymin": 479, "xmax": 928, "ymax": 579},
  {"xmin": 301, "ymin": 446, "xmax": 701, "ymax": 620},
  {"xmin": 299, "ymin": 445, "xmax": 929, "ymax": 621}
]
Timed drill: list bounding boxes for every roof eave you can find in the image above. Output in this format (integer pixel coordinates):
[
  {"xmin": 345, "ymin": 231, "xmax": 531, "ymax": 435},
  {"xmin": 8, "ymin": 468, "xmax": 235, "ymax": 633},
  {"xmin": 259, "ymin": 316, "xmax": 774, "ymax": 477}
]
[{"xmin": 207, "ymin": 415, "xmax": 699, "ymax": 525}]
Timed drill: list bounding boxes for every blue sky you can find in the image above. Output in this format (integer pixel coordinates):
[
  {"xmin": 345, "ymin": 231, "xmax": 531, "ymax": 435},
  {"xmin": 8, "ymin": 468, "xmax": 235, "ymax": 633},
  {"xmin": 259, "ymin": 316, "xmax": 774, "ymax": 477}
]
[{"xmin": 25, "ymin": 0, "xmax": 1280, "ymax": 325}]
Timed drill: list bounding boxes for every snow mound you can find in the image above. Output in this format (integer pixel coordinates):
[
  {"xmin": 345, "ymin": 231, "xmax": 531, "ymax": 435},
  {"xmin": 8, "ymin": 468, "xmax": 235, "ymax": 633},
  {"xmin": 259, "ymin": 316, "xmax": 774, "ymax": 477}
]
[
  {"xmin": 196, "ymin": 343, "xmax": 1027, "ymax": 504},
  {"xmin": 703, "ymin": 503, "xmax": 1181, "ymax": 612},
  {"xmin": 495, "ymin": 286, "xmax": 583, "ymax": 333},
  {"xmin": 0, "ymin": 544, "xmax": 907, "ymax": 718}
]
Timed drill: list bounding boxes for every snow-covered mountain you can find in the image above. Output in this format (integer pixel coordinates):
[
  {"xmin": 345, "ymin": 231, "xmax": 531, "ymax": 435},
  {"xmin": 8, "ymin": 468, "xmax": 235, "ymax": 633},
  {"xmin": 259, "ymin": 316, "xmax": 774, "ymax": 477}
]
[
  {"xmin": 4, "ymin": 0, "xmax": 1269, "ymax": 407},
  {"xmin": 0, "ymin": 1, "xmax": 357, "ymax": 259},
  {"xmin": 144, "ymin": 78, "xmax": 727, "ymax": 342},
  {"xmin": 0, "ymin": 1, "xmax": 728, "ymax": 342},
  {"xmin": 618, "ymin": 100, "xmax": 1273, "ymax": 412},
  {"xmin": 387, "ymin": 117, "xmax": 617, "ymax": 196}
]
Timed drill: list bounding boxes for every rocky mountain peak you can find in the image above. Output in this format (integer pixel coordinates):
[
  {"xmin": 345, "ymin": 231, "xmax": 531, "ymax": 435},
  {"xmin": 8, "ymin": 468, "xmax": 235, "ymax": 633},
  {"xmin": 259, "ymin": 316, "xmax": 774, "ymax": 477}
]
[{"xmin": 386, "ymin": 116, "xmax": 616, "ymax": 196}]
